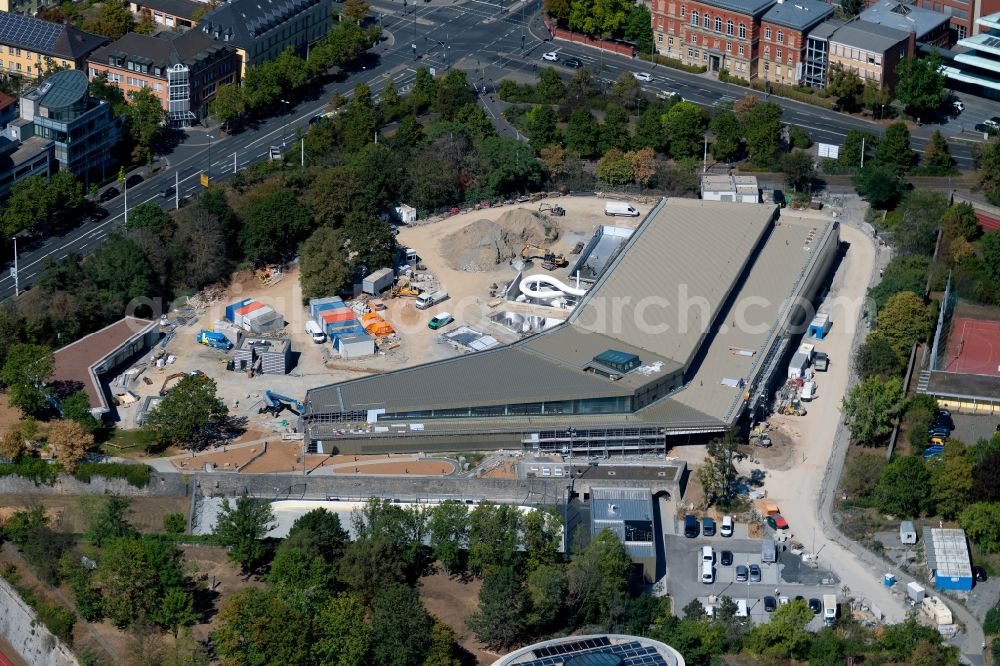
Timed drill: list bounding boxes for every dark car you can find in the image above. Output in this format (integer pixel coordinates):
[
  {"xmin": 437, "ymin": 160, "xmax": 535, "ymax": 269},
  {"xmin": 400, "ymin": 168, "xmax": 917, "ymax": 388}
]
[
  {"xmin": 927, "ymin": 426, "xmax": 950, "ymax": 438},
  {"xmin": 160, "ymin": 186, "xmax": 176, "ymax": 198},
  {"xmin": 125, "ymin": 174, "xmax": 143, "ymax": 188},
  {"xmin": 99, "ymin": 186, "xmax": 120, "ymax": 202},
  {"xmin": 794, "ymin": 595, "xmax": 805, "ymax": 602},
  {"xmin": 773, "ymin": 190, "xmax": 786, "ymax": 207},
  {"xmin": 720, "ymin": 550, "xmax": 733, "ymax": 566},
  {"xmin": 749, "ymin": 564, "xmax": 761, "ymax": 582},
  {"xmin": 808, "ymin": 598, "xmax": 822, "ymax": 614},
  {"xmin": 735, "ymin": 565, "xmax": 748, "ymax": 582},
  {"xmin": 86, "ymin": 206, "xmax": 109, "ymax": 223},
  {"xmin": 684, "ymin": 514, "xmax": 699, "ymax": 538},
  {"xmin": 974, "ymin": 566, "xmax": 988, "ymax": 582},
  {"xmin": 564, "ymin": 57, "xmax": 582, "ymax": 68},
  {"xmin": 702, "ymin": 516, "xmax": 716, "ymax": 537},
  {"xmin": 767, "ymin": 514, "xmax": 789, "ymax": 530},
  {"xmin": 764, "ymin": 596, "xmax": 777, "ymax": 612}
]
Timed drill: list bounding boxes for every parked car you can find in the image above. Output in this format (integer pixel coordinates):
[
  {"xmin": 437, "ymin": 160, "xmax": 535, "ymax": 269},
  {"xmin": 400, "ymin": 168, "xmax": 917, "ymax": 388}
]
[
  {"xmin": 702, "ymin": 516, "xmax": 716, "ymax": 537},
  {"xmin": 773, "ymin": 190, "xmax": 786, "ymax": 207},
  {"xmin": 808, "ymin": 598, "xmax": 822, "ymax": 614},
  {"xmin": 952, "ymin": 99, "xmax": 965, "ymax": 113},
  {"xmin": 767, "ymin": 514, "xmax": 789, "ymax": 530},
  {"xmin": 85, "ymin": 207, "xmax": 109, "ymax": 223},
  {"xmin": 564, "ymin": 57, "xmax": 582, "ymax": 68},
  {"xmin": 720, "ymin": 515, "xmax": 734, "ymax": 537},
  {"xmin": 428, "ymin": 312, "xmax": 454, "ymax": 330},
  {"xmin": 701, "ymin": 562, "xmax": 714, "ymax": 584},
  {"xmin": 125, "ymin": 174, "xmax": 143, "ymax": 188},
  {"xmin": 542, "ymin": 51, "xmax": 559, "ymax": 61},
  {"xmin": 720, "ymin": 550, "xmax": 733, "ymax": 566},
  {"xmin": 986, "ymin": 117, "xmax": 1000, "ymax": 130},
  {"xmin": 764, "ymin": 596, "xmax": 777, "ymax": 612},
  {"xmin": 632, "ymin": 71, "xmax": 652, "ymax": 82},
  {"xmin": 684, "ymin": 514, "xmax": 699, "ymax": 538},
  {"xmin": 99, "ymin": 187, "xmax": 120, "ymax": 202},
  {"xmin": 749, "ymin": 564, "xmax": 761, "ymax": 582},
  {"xmin": 735, "ymin": 565, "xmax": 748, "ymax": 582}
]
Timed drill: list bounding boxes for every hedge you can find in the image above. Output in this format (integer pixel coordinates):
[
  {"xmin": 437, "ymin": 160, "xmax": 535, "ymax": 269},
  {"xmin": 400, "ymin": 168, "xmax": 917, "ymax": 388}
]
[
  {"xmin": 637, "ymin": 52, "xmax": 708, "ymax": 74},
  {"xmin": 72, "ymin": 462, "xmax": 152, "ymax": 488},
  {"xmin": 0, "ymin": 458, "xmax": 60, "ymax": 486}
]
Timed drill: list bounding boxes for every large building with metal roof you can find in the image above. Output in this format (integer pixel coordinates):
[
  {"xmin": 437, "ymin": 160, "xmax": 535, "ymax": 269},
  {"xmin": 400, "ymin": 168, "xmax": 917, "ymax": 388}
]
[
  {"xmin": 492, "ymin": 634, "xmax": 685, "ymax": 666},
  {"xmin": 303, "ymin": 198, "xmax": 840, "ymax": 456}
]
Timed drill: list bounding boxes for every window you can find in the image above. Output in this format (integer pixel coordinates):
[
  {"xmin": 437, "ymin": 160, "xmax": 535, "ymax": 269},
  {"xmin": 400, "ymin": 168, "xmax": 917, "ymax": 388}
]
[
  {"xmin": 726, "ymin": 41, "xmax": 732, "ymax": 52},
  {"xmin": 668, "ymin": 36, "xmax": 673, "ymax": 45},
  {"xmin": 765, "ymin": 27, "xmax": 771, "ymax": 39},
  {"xmin": 764, "ymin": 62, "xmax": 769, "ymax": 72},
  {"xmin": 691, "ymin": 10, "xmax": 698, "ymax": 25},
  {"xmin": 688, "ymin": 47, "xmax": 695, "ymax": 57},
  {"xmin": 727, "ymin": 19, "xmax": 734, "ymax": 35},
  {"xmin": 14, "ymin": 49, "xmax": 20, "ymax": 56},
  {"xmin": 15, "ymin": 63, "xmax": 20, "ymax": 72},
  {"xmin": 690, "ymin": 32, "xmax": 697, "ymax": 42},
  {"xmin": 6, "ymin": 47, "xmax": 11, "ymax": 55},
  {"xmin": 703, "ymin": 14, "xmax": 710, "ymax": 28},
  {"xmin": 89, "ymin": 67, "xmax": 96, "ymax": 77},
  {"xmin": 777, "ymin": 47, "xmax": 782, "ymax": 58},
  {"xmin": 788, "ymin": 35, "xmax": 794, "ymax": 47},
  {"xmin": 777, "ymin": 30, "xmax": 784, "ymax": 43},
  {"xmin": 715, "ymin": 16, "xmax": 721, "ymax": 31},
  {"xmin": 739, "ymin": 44, "xmax": 745, "ymax": 55},
  {"xmin": 680, "ymin": 5, "xmax": 686, "ymax": 17},
  {"xmin": 154, "ymin": 82, "xmax": 163, "ymax": 92},
  {"xmin": 957, "ymin": 24, "xmax": 966, "ymax": 38},
  {"xmin": 739, "ymin": 22, "xmax": 746, "ymax": 38}
]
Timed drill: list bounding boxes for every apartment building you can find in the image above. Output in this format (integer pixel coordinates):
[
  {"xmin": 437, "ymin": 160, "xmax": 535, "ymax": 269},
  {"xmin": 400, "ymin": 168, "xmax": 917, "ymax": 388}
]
[
  {"xmin": 197, "ymin": 0, "xmax": 333, "ymax": 75},
  {"xmin": 0, "ymin": 0, "xmax": 55, "ymax": 15},
  {"xmin": 0, "ymin": 11, "xmax": 107, "ymax": 79},
  {"xmin": 827, "ymin": 19, "xmax": 913, "ymax": 87},
  {"xmin": 758, "ymin": 0, "xmax": 833, "ymax": 85},
  {"xmin": 3, "ymin": 69, "xmax": 119, "ymax": 179},
  {"xmin": 88, "ymin": 30, "xmax": 239, "ymax": 125},
  {"xmin": 0, "ymin": 134, "xmax": 52, "ymax": 198}
]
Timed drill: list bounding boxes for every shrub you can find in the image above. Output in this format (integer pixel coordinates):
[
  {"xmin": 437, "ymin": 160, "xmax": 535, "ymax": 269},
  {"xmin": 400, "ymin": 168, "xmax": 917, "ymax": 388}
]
[
  {"xmin": 0, "ymin": 458, "xmax": 60, "ymax": 486},
  {"xmin": 164, "ymin": 512, "xmax": 187, "ymax": 534},
  {"xmin": 72, "ymin": 462, "xmax": 151, "ymax": 488},
  {"xmin": 985, "ymin": 603, "xmax": 1000, "ymax": 635}
]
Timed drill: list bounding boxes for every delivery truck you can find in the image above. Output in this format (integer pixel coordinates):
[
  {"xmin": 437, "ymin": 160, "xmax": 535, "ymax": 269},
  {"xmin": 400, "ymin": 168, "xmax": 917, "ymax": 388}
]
[
  {"xmin": 605, "ymin": 201, "xmax": 639, "ymax": 217},
  {"xmin": 823, "ymin": 594, "xmax": 837, "ymax": 625}
]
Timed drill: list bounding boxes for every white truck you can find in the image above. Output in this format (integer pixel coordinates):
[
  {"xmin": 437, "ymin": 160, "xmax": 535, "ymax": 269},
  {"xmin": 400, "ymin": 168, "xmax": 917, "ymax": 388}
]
[
  {"xmin": 605, "ymin": 201, "xmax": 639, "ymax": 217},
  {"xmin": 415, "ymin": 290, "xmax": 448, "ymax": 310},
  {"xmin": 305, "ymin": 320, "xmax": 326, "ymax": 343},
  {"xmin": 823, "ymin": 594, "xmax": 837, "ymax": 625}
]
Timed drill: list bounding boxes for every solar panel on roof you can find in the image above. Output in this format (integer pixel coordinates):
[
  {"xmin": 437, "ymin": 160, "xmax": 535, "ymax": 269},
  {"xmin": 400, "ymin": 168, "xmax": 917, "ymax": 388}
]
[{"xmin": 984, "ymin": 36, "xmax": 1000, "ymax": 47}]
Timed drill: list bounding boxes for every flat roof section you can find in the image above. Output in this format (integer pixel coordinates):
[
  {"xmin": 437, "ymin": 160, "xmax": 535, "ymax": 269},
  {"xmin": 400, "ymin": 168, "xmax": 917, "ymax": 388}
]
[
  {"xmin": 926, "ymin": 528, "xmax": 972, "ymax": 580},
  {"xmin": 925, "ymin": 371, "xmax": 1000, "ymax": 402},
  {"xmin": 591, "ymin": 487, "xmax": 656, "ymax": 559}
]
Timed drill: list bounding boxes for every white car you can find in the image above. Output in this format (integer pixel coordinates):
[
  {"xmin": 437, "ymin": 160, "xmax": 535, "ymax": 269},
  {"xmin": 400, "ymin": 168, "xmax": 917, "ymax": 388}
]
[
  {"xmin": 632, "ymin": 71, "xmax": 652, "ymax": 82},
  {"xmin": 542, "ymin": 51, "xmax": 559, "ymax": 62},
  {"xmin": 952, "ymin": 100, "xmax": 965, "ymax": 113},
  {"xmin": 720, "ymin": 515, "xmax": 733, "ymax": 537}
]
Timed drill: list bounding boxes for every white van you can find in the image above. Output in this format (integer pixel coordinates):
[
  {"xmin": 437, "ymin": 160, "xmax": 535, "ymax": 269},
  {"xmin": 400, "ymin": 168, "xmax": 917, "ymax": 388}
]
[
  {"xmin": 721, "ymin": 515, "xmax": 734, "ymax": 537},
  {"xmin": 702, "ymin": 546, "xmax": 714, "ymax": 564},
  {"xmin": 701, "ymin": 562, "xmax": 714, "ymax": 584},
  {"xmin": 305, "ymin": 320, "xmax": 326, "ymax": 343},
  {"xmin": 801, "ymin": 380, "xmax": 817, "ymax": 401},
  {"xmin": 605, "ymin": 201, "xmax": 639, "ymax": 217}
]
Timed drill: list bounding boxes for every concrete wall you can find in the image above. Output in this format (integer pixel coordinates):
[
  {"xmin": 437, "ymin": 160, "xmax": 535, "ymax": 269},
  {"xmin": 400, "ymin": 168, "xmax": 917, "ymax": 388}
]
[{"xmin": 0, "ymin": 578, "xmax": 79, "ymax": 666}]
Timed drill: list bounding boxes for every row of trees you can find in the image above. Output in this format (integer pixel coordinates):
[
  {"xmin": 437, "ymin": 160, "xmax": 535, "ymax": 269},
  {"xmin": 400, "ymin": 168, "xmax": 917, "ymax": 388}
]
[{"xmin": 543, "ymin": 0, "xmax": 653, "ymax": 52}]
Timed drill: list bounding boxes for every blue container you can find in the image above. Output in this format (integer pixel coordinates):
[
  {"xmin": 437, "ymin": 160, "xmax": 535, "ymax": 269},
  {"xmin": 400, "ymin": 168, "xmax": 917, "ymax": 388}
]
[
  {"xmin": 309, "ymin": 297, "xmax": 344, "ymax": 319},
  {"xmin": 225, "ymin": 298, "xmax": 253, "ymax": 322},
  {"xmin": 884, "ymin": 574, "xmax": 896, "ymax": 587}
]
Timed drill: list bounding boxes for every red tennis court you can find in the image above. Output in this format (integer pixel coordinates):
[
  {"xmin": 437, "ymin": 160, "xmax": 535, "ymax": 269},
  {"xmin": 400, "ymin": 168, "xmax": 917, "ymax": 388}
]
[{"xmin": 945, "ymin": 317, "xmax": 1000, "ymax": 376}]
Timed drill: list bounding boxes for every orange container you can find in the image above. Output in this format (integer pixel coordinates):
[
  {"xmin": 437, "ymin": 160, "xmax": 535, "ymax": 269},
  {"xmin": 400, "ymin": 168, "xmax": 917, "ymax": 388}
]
[
  {"xmin": 322, "ymin": 309, "xmax": 355, "ymax": 323},
  {"xmin": 236, "ymin": 301, "xmax": 264, "ymax": 316}
]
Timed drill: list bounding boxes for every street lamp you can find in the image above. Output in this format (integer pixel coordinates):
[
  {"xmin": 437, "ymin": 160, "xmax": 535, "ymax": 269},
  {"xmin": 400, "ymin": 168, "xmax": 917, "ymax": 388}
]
[
  {"xmin": 11, "ymin": 236, "xmax": 18, "ymax": 297},
  {"xmin": 280, "ymin": 100, "xmax": 290, "ymax": 146},
  {"xmin": 206, "ymin": 134, "xmax": 214, "ymax": 182}
]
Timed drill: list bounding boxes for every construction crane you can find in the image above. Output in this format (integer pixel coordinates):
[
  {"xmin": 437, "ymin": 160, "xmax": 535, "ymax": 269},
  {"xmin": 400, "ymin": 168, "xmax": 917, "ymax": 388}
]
[
  {"xmin": 521, "ymin": 245, "xmax": 568, "ymax": 269},
  {"xmin": 538, "ymin": 203, "xmax": 565, "ymax": 216}
]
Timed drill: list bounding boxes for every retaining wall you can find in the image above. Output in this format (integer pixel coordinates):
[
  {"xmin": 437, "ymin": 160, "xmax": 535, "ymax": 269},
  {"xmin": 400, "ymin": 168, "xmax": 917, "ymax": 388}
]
[
  {"xmin": 542, "ymin": 16, "xmax": 636, "ymax": 56},
  {"xmin": 0, "ymin": 578, "xmax": 79, "ymax": 666}
]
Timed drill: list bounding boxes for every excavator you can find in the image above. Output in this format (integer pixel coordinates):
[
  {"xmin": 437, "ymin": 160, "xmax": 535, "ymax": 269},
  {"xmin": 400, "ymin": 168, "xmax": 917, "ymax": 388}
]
[
  {"xmin": 390, "ymin": 276, "xmax": 422, "ymax": 298},
  {"xmin": 538, "ymin": 203, "xmax": 565, "ymax": 216},
  {"xmin": 521, "ymin": 245, "xmax": 568, "ymax": 270}
]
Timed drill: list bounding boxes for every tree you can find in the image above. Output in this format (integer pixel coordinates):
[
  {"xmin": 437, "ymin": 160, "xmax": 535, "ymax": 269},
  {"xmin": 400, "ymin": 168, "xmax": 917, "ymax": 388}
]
[
  {"xmin": 862, "ymin": 81, "xmax": 893, "ymax": 118},
  {"xmin": 312, "ymin": 593, "xmax": 372, "ymax": 666},
  {"xmin": 60, "ymin": 390, "xmax": 101, "ymax": 434},
  {"xmin": 526, "ymin": 564, "xmax": 567, "ymax": 631},
  {"xmin": 424, "ymin": 620, "xmax": 462, "ymax": 666},
  {"xmin": 973, "ymin": 449, "xmax": 1000, "ymax": 502},
  {"xmin": 929, "ymin": 441, "xmax": 973, "ymax": 519},
  {"xmin": 213, "ymin": 495, "xmax": 276, "ymax": 573},
  {"xmin": 240, "ymin": 189, "xmax": 313, "ymax": 265},
  {"xmin": 86, "ymin": 0, "xmax": 135, "ymax": 39},
  {"xmin": 634, "ymin": 104, "xmax": 669, "ymax": 153},
  {"xmin": 544, "ymin": 0, "xmax": 571, "ymax": 19},
  {"xmin": 877, "ymin": 291, "xmax": 933, "ymax": 355},
  {"xmin": 299, "ymin": 227, "xmax": 352, "ymax": 300},
  {"xmin": 172, "ymin": 207, "xmax": 231, "ymax": 292},
  {"xmin": 480, "ymin": 137, "xmax": 543, "ymax": 195},
  {"xmin": 854, "ymin": 333, "xmax": 904, "ymax": 379},
  {"xmin": 874, "ymin": 122, "xmax": 914, "ymax": 173},
  {"xmin": 841, "ymin": 0, "xmax": 864, "ymax": 16},
  {"xmin": 709, "ymin": 111, "xmax": 741, "ymax": 163},
  {"xmin": 267, "ymin": 546, "xmax": 334, "ymax": 612},
  {"xmin": 468, "ymin": 503, "xmax": 521, "ymax": 574},
  {"xmin": 88, "ymin": 73, "xmax": 127, "ymax": 115},
  {"xmin": 410, "ymin": 68, "xmax": 438, "ymax": 114},
  {"xmin": 211, "ymin": 83, "xmax": 246, "ymax": 127},
  {"xmin": 596, "ymin": 148, "xmax": 635, "ymax": 187},
  {"xmin": 745, "ymin": 600, "xmax": 814, "ymax": 659},
  {"xmin": 975, "ymin": 139, "xmax": 1000, "ymax": 206},
  {"xmin": 827, "ymin": 63, "xmax": 864, "ymax": 113},
  {"xmin": 664, "ymin": 101, "xmax": 708, "ymax": 159},
  {"xmin": 156, "ymin": 588, "xmax": 198, "ymax": 638},
  {"xmin": 700, "ymin": 430, "xmax": 745, "ymax": 504},
  {"xmin": 564, "ymin": 108, "xmax": 601, "ymax": 157},
  {"xmin": 1, "ymin": 343, "xmax": 53, "ymax": 417},
  {"xmin": 125, "ymin": 88, "xmax": 168, "ymax": 162},
  {"xmin": 781, "ymin": 151, "xmax": 816, "ymax": 193},
  {"xmin": 921, "ymin": 130, "xmax": 953, "ymax": 175},
  {"xmin": 838, "ymin": 129, "xmax": 877, "ymax": 172},
  {"xmin": 370, "ymin": 584, "xmax": 433, "ymax": 666},
  {"xmin": 343, "ymin": 0, "xmax": 369, "ymax": 21},
  {"xmin": 741, "ymin": 102, "xmax": 783, "ymax": 168},
  {"xmin": 0, "ymin": 429, "xmax": 25, "ymax": 461},
  {"xmin": 97, "ymin": 538, "xmax": 162, "ymax": 628},
  {"xmin": 611, "ymin": 72, "xmax": 640, "ymax": 110},
  {"xmin": 629, "ymin": 148, "xmax": 658, "ymax": 188},
  {"xmin": 853, "ymin": 165, "xmax": 903, "ymax": 209},
  {"xmin": 983, "ymin": 231, "xmax": 1000, "ymax": 288},
  {"xmin": 522, "ymin": 508, "xmax": 561, "ymax": 570},
  {"xmin": 46, "ymin": 420, "xmax": 93, "ymax": 472},
  {"xmin": 86, "ymin": 496, "xmax": 138, "ymax": 547},
  {"xmin": 842, "ymin": 375, "xmax": 905, "ymax": 445},
  {"xmin": 467, "ymin": 566, "xmax": 529, "ymax": 651},
  {"xmin": 567, "ymin": 530, "xmax": 632, "ymax": 626},
  {"xmin": 960, "ymin": 502, "xmax": 1000, "ymax": 552},
  {"xmin": 624, "ymin": 4, "xmax": 654, "ymax": 53},
  {"xmin": 600, "ymin": 104, "xmax": 632, "ymax": 153},
  {"xmin": 942, "ymin": 203, "xmax": 981, "ymax": 242},
  {"xmin": 868, "ymin": 256, "xmax": 930, "ymax": 309},
  {"xmin": 84, "ymin": 234, "xmax": 156, "ymax": 320},
  {"xmin": 536, "ymin": 67, "xmax": 566, "ymax": 104},
  {"xmin": 893, "ymin": 191, "xmax": 948, "ymax": 256},
  {"xmin": 427, "ymin": 500, "xmax": 469, "ymax": 574},
  {"xmin": 875, "ymin": 455, "xmax": 931, "ymax": 516},
  {"xmin": 842, "ymin": 452, "xmax": 887, "ymax": 498},
  {"xmin": 895, "ymin": 53, "xmax": 948, "ymax": 120},
  {"xmin": 284, "ymin": 508, "xmax": 349, "ymax": 563},
  {"xmin": 436, "ymin": 70, "xmax": 474, "ymax": 121},
  {"xmin": 3, "ymin": 171, "xmax": 85, "ymax": 237},
  {"xmin": 143, "ymin": 374, "xmax": 226, "ymax": 449},
  {"xmin": 163, "ymin": 513, "xmax": 186, "ymax": 534},
  {"xmin": 214, "ymin": 589, "xmax": 309, "ymax": 666},
  {"xmin": 526, "ymin": 105, "xmax": 560, "ymax": 150}
]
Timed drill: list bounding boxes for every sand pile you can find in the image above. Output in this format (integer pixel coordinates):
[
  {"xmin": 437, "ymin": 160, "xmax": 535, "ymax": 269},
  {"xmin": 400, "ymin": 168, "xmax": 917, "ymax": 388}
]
[{"xmin": 441, "ymin": 209, "xmax": 559, "ymax": 272}]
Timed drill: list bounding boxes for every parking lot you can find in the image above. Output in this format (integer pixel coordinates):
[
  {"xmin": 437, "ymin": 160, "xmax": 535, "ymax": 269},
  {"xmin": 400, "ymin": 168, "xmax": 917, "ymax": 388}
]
[{"xmin": 951, "ymin": 412, "xmax": 999, "ymax": 447}]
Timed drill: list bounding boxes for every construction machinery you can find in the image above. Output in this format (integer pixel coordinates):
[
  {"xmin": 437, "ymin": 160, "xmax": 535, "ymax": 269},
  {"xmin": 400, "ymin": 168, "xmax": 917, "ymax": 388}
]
[
  {"xmin": 539, "ymin": 203, "xmax": 565, "ymax": 216},
  {"xmin": 390, "ymin": 276, "xmax": 422, "ymax": 298},
  {"xmin": 159, "ymin": 372, "xmax": 188, "ymax": 396},
  {"xmin": 259, "ymin": 390, "xmax": 303, "ymax": 416},
  {"xmin": 521, "ymin": 245, "xmax": 568, "ymax": 269},
  {"xmin": 196, "ymin": 330, "xmax": 233, "ymax": 350}
]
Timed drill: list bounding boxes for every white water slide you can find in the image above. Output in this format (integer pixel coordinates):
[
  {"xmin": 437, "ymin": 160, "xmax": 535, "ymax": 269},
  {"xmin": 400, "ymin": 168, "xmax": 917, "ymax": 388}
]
[{"xmin": 519, "ymin": 274, "xmax": 588, "ymax": 302}]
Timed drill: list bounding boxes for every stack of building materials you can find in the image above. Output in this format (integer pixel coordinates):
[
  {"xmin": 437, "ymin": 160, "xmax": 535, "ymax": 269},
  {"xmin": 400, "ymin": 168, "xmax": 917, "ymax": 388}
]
[
  {"xmin": 225, "ymin": 298, "xmax": 284, "ymax": 333},
  {"xmin": 308, "ymin": 297, "xmax": 375, "ymax": 359},
  {"xmin": 361, "ymin": 312, "xmax": 393, "ymax": 336}
]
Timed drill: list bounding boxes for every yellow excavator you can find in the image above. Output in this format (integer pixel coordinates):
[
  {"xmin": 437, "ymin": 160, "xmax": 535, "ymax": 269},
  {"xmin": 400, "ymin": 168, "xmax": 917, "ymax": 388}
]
[
  {"xmin": 521, "ymin": 245, "xmax": 568, "ymax": 269},
  {"xmin": 391, "ymin": 276, "xmax": 422, "ymax": 298}
]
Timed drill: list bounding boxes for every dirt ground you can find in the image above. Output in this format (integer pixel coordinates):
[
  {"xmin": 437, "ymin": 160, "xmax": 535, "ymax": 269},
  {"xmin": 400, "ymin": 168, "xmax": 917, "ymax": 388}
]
[
  {"xmin": 180, "ymin": 543, "xmax": 265, "ymax": 645},
  {"xmin": 0, "ymin": 395, "xmax": 21, "ymax": 434},
  {"xmin": 419, "ymin": 568, "xmax": 495, "ymax": 665},
  {"xmin": 0, "ymin": 494, "xmax": 189, "ymax": 534}
]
